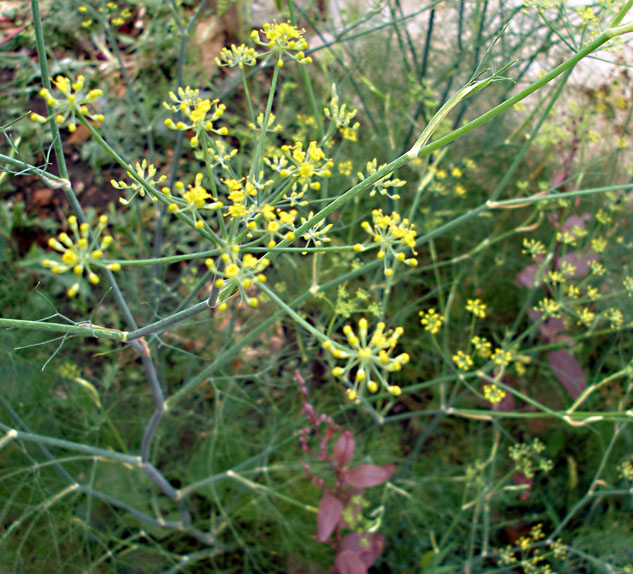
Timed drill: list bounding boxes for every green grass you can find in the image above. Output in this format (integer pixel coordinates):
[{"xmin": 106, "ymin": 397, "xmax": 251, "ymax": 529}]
[{"xmin": 1, "ymin": 0, "xmax": 633, "ymax": 572}]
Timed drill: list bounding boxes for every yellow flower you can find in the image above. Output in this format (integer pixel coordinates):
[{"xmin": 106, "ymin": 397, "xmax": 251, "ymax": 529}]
[
  {"xmin": 42, "ymin": 214, "xmax": 118, "ymax": 298},
  {"xmin": 250, "ymin": 20, "xmax": 312, "ymax": 66},
  {"xmin": 205, "ymin": 248, "xmax": 269, "ymax": 309},
  {"xmin": 163, "ymin": 86, "xmax": 227, "ymax": 147},
  {"xmin": 361, "ymin": 210, "xmax": 417, "ymax": 277},
  {"xmin": 534, "ymin": 298, "xmax": 561, "ymax": 318},
  {"xmin": 577, "ymin": 307, "xmax": 595, "ymax": 327},
  {"xmin": 605, "ymin": 308, "xmax": 623, "ymax": 329},
  {"xmin": 32, "ymin": 74, "xmax": 104, "ymax": 132},
  {"xmin": 419, "ymin": 308, "xmax": 444, "ymax": 334},
  {"xmin": 266, "ymin": 141, "xmax": 333, "ymax": 203},
  {"xmin": 323, "ymin": 318, "xmax": 409, "ymax": 399},
  {"xmin": 111, "ymin": 159, "xmax": 167, "ymax": 205},
  {"xmin": 471, "ymin": 336, "xmax": 492, "ymax": 358},
  {"xmin": 216, "ymin": 43, "xmax": 257, "ymax": 68},
  {"xmin": 452, "ymin": 351, "xmax": 474, "ymax": 371},
  {"xmin": 357, "ymin": 158, "xmax": 406, "ymax": 199},
  {"xmin": 491, "ymin": 348, "xmax": 513, "ymax": 367},
  {"xmin": 522, "ymin": 238, "xmax": 546, "ymax": 259},
  {"xmin": 324, "ymin": 86, "xmax": 360, "ymax": 141},
  {"xmin": 483, "ymin": 384, "xmax": 506, "ymax": 404},
  {"xmin": 165, "ymin": 173, "xmax": 223, "ymax": 228},
  {"xmin": 338, "ymin": 160, "xmax": 353, "ymax": 176},
  {"xmin": 465, "ymin": 298, "xmax": 487, "ymax": 318}
]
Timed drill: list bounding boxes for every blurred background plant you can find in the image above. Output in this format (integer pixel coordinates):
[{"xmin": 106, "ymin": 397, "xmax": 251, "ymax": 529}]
[{"xmin": 1, "ymin": 0, "xmax": 633, "ymax": 572}]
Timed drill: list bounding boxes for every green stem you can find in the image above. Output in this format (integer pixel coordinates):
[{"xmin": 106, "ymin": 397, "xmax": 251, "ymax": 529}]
[
  {"xmin": 248, "ymin": 63, "xmax": 279, "ymax": 182},
  {"xmin": 288, "ymin": 1, "xmax": 323, "ymax": 138},
  {"xmin": 610, "ymin": 0, "xmax": 633, "ymax": 26},
  {"xmin": 258, "ymin": 283, "xmax": 327, "ymax": 342},
  {"xmin": 0, "ymin": 422, "xmax": 141, "ymax": 465},
  {"xmin": 30, "ymin": 0, "xmax": 138, "ymax": 330},
  {"xmin": 126, "ymin": 301, "xmax": 210, "ymax": 341},
  {"xmin": 488, "ymin": 183, "xmax": 633, "ymax": 207},
  {"xmin": 240, "ymin": 66, "xmax": 256, "ymax": 124},
  {"xmin": 412, "ymin": 28, "xmax": 623, "ymax": 160},
  {"xmin": 0, "ymin": 318, "xmax": 127, "ymax": 340}
]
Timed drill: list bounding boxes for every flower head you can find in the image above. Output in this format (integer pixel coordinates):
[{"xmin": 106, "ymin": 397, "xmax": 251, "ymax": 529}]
[
  {"xmin": 266, "ymin": 141, "xmax": 333, "ymax": 204},
  {"xmin": 471, "ymin": 336, "xmax": 492, "ymax": 358},
  {"xmin": 216, "ymin": 43, "xmax": 257, "ymax": 68},
  {"xmin": 323, "ymin": 318, "xmax": 410, "ymax": 400},
  {"xmin": 324, "ymin": 86, "xmax": 360, "ymax": 141},
  {"xmin": 111, "ymin": 159, "xmax": 167, "ymax": 205},
  {"xmin": 163, "ymin": 86, "xmax": 227, "ymax": 147},
  {"xmin": 357, "ymin": 159, "xmax": 406, "ymax": 199},
  {"xmin": 419, "ymin": 308, "xmax": 444, "ymax": 334},
  {"xmin": 247, "ymin": 204, "xmax": 297, "ymax": 248},
  {"xmin": 42, "ymin": 214, "xmax": 119, "ymax": 297},
  {"xmin": 360, "ymin": 210, "xmax": 417, "ymax": 277},
  {"xmin": 205, "ymin": 248, "xmax": 269, "ymax": 309},
  {"xmin": 250, "ymin": 21, "xmax": 312, "ymax": 66},
  {"xmin": 299, "ymin": 212, "xmax": 333, "ymax": 249},
  {"xmin": 31, "ymin": 75, "xmax": 104, "ymax": 132},
  {"xmin": 166, "ymin": 173, "xmax": 223, "ymax": 229},
  {"xmin": 483, "ymin": 384, "xmax": 506, "ymax": 404},
  {"xmin": 452, "ymin": 351, "xmax": 474, "ymax": 371},
  {"xmin": 465, "ymin": 298, "xmax": 487, "ymax": 319}
]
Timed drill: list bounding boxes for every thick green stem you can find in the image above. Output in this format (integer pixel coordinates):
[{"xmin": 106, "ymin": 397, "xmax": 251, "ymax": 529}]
[
  {"xmin": 0, "ymin": 318, "xmax": 127, "ymax": 341},
  {"xmin": 30, "ymin": 0, "xmax": 138, "ymax": 330}
]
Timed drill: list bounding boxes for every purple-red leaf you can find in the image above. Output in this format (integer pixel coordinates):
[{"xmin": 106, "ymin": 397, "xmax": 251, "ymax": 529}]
[
  {"xmin": 333, "ymin": 431, "xmax": 355, "ymax": 467},
  {"xmin": 345, "ymin": 464, "xmax": 395, "ymax": 488},
  {"xmin": 556, "ymin": 251, "xmax": 596, "ymax": 279},
  {"xmin": 528, "ymin": 309, "xmax": 567, "ymax": 342},
  {"xmin": 340, "ymin": 533, "xmax": 385, "ymax": 567},
  {"xmin": 547, "ymin": 349, "xmax": 586, "ymax": 399},
  {"xmin": 515, "ymin": 263, "xmax": 543, "ymax": 288},
  {"xmin": 560, "ymin": 213, "xmax": 590, "ymax": 233},
  {"xmin": 316, "ymin": 494, "xmax": 343, "ymax": 542},
  {"xmin": 334, "ymin": 550, "xmax": 367, "ymax": 574}
]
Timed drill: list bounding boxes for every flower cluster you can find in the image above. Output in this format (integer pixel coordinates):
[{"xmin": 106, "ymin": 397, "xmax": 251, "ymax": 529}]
[
  {"xmin": 324, "ymin": 87, "xmax": 360, "ymax": 142},
  {"xmin": 452, "ymin": 351, "xmax": 473, "ymax": 371},
  {"xmin": 216, "ymin": 43, "xmax": 257, "ymax": 68},
  {"xmin": 618, "ymin": 454, "xmax": 633, "ymax": 482},
  {"xmin": 358, "ymin": 210, "xmax": 418, "ymax": 277},
  {"xmin": 465, "ymin": 298, "xmax": 487, "ymax": 318},
  {"xmin": 471, "ymin": 336, "xmax": 492, "ymax": 358},
  {"xmin": 30, "ymin": 75, "xmax": 104, "ymax": 133},
  {"xmin": 249, "ymin": 112, "xmax": 283, "ymax": 133},
  {"xmin": 250, "ymin": 20, "xmax": 312, "ymax": 67},
  {"xmin": 426, "ymin": 157, "xmax": 476, "ymax": 197},
  {"xmin": 498, "ymin": 524, "xmax": 566, "ymax": 572},
  {"xmin": 299, "ymin": 212, "xmax": 333, "ymax": 249},
  {"xmin": 323, "ymin": 318, "xmax": 410, "ymax": 400},
  {"xmin": 267, "ymin": 141, "xmax": 333, "ymax": 203},
  {"xmin": 42, "ymin": 215, "xmax": 119, "ymax": 298},
  {"xmin": 221, "ymin": 177, "xmax": 259, "ymax": 220},
  {"xmin": 205, "ymin": 248, "xmax": 269, "ymax": 309},
  {"xmin": 163, "ymin": 87, "xmax": 228, "ymax": 147},
  {"xmin": 246, "ymin": 204, "xmax": 297, "ymax": 248},
  {"xmin": 483, "ymin": 383, "xmax": 506, "ymax": 405},
  {"xmin": 419, "ymin": 308, "xmax": 444, "ymax": 334},
  {"xmin": 166, "ymin": 173, "xmax": 223, "ymax": 228},
  {"xmin": 357, "ymin": 159, "xmax": 406, "ymax": 199},
  {"xmin": 509, "ymin": 438, "xmax": 553, "ymax": 478},
  {"xmin": 111, "ymin": 160, "xmax": 166, "ymax": 205},
  {"xmin": 77, "ymin": 2, "xmax": 132, "ymax": 29}
]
